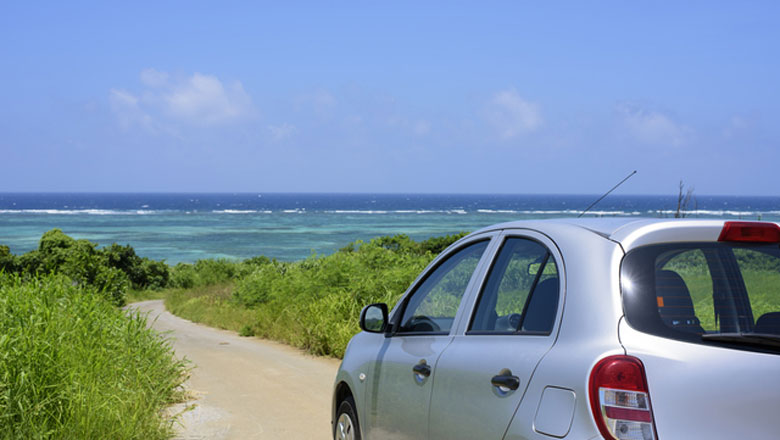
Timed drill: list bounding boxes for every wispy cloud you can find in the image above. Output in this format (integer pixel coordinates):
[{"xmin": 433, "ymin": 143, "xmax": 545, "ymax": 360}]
[
  {"xmin": 484, "ymin": 89, "xmax": 542, "ymax": 139},
  {"xmin": 109, "ymin": 88, "xmax": 154, "ymax": 131},
  {"xmin": 616, "ymin": 103, "xmax": 692, "ymax": 147},
  {"xmin": 110, "ymin": 70, "xmax": 257, "ymax": 131}
]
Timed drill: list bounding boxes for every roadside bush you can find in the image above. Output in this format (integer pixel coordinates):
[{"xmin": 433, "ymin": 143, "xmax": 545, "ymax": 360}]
[
  {"xmin": 140, "ymin": 259, "xmax": 171, "ymax": 290},
  {"xmin": 169, "ymin": 257, "xmax": 268, "ymax": 289},
  {"xmin": 169, "ymin": 263, "xmax": 197, "ymax": 288},
  {"xmin": 0, "ymin": 274, "xmax": 188, "ymax": 439},
  {"xmin": 232, "ymin": 262, "xmax": 289, "ymax": 307},
  {"xmin": 166, "ymin": 233, "xmax": 468, "ymax": 357},
  {"xmin": 192, "ymin": 259, "xmax": 239, "ymax": 285},
  {"xmin": 1, "ymin": 229, "xmax": 172, "ymax": 305},
  {"xmin": 222, "ymin": 235, "xmax": 462, "ymax": 357},
  {"xmin": 0, "ymin": 246, "xmax": 14, "ymax": 273}
]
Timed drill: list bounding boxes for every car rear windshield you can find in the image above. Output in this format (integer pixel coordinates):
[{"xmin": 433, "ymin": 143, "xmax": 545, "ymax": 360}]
[{"xmin": 621, "ymin": 242, "xmax": 780, "ymax": 353}]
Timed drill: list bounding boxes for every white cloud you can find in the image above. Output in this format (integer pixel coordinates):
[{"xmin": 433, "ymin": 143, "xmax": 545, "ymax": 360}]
[
  {"xmin": 164, "ymin": 73, "xmax": 254, "ymax": 125},
  {"xmin": 617, "ymin": 103, "xmax": 691, "ymax": 147},
  {"xmin": 485, "ymin": 89, "xmax": 542, "ymax": 139},
  {"xmin": 110, "ymin": 70, "xmax": 256, "ymax": 131},
  {"xmin": 268, "ymin": 123, "xmax": 296, "ymax": 141},
  {"xmin": 109, "ymin": 88, "xmax": 154, "ymax": 131}
]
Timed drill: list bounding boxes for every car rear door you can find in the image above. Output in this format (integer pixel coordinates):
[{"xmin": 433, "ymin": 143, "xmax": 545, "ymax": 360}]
[
  {"xmin": 428, "ymin": 231, "xmax": 565, "ymax": 440},
  {"xmin": 363, "ymin": 236, "xmax": 495, "ymax": 440}
]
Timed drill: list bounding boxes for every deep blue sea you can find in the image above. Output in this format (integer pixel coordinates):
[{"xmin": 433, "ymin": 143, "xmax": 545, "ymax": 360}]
[{"xmin": 2, "ymin": 193, "xmax": 779, "ymax": 264}]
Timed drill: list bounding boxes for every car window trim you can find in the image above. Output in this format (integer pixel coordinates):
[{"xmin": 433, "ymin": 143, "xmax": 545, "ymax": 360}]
[{"xmin": 465, "ymin": 233, "xmax": 560, "ymax": 336}]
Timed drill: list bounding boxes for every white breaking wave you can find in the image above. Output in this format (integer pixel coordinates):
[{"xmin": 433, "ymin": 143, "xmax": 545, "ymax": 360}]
[
  {"xmin": 324, "ymin": 209, "xmax": 468, "ymax": 215},
  {"xmin": 0, "ymin": 209, "xmax": 150, "ymax": 215},
  {"xmin": 653, "ymin": 209, "xmax": 759, "ymax": 217},
  {"xmin": 477, "ymin": 209, "xmax": 638, "ymax": 216},
  {"xmin": 328, "ymin": 210, "xmax": 390, "ymax": 214},
  {"xmin": 211, "ymin": 210, "xmax": 272, "ymax": 214}
]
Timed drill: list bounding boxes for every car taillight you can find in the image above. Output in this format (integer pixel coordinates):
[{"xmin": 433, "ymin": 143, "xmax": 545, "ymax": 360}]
[
  {"xmin": 589, "ymin": 355, "xmax": 657, "ymax": 440},
  {"xmin": 718, "ymin": 221, "xmax": 780, "ymax": 243}
]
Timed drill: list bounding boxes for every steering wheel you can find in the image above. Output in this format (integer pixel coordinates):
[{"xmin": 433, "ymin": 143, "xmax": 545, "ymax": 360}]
[{"xmin": 407, "ymin": 315, "xmax": 441, "ymax": 332}]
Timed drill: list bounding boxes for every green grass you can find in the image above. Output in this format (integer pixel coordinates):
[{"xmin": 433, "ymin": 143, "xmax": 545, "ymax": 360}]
[
  {"xmin": 126, "ymin": 288, "xmax": 168, "ymax": 303},
  {"xmin": 161, "ymin": 235, "xmax": 458, "ymax": 358},
  {"xmin": 0, "ymin": 274, "xmax": 189, "ymax": 439},
  {"xmin": 165, "ymin": 283, "xmax": 257, "ymax": 333}
]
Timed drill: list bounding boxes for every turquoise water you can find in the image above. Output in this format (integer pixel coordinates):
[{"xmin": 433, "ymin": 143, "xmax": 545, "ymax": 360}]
[{"xmin": 1, "ymin": 193, "xmax": 779, "ymax": 263}]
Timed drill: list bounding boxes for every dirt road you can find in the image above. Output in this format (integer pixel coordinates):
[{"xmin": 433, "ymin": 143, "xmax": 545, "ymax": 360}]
[{"xmin": 129, "ymin": 300, "xmax": 340, "ymax": 440}]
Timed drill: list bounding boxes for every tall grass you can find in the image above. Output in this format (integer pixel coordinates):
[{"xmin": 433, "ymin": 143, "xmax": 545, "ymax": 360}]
[
  {"xmin": 165, "ymin": 283, "xmax": 257, "ymax": 333},
  {"xmin": 0, "ymin": 274, "xmax": 188, "ymax": 439}
]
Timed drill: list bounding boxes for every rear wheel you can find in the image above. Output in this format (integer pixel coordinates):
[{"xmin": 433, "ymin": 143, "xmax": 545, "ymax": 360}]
[{"xmin": 334, "ymin": 396, "xmax": 361, "ymax": 440}]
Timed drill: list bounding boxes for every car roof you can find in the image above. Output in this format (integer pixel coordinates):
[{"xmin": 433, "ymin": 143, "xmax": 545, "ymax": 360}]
[{"xmin": 471, "ymin": 217, "xmax": 773, "ymax": 249}]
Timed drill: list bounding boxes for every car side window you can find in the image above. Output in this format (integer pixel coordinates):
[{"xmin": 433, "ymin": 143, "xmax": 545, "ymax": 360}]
[
  {"xmin": 398, "ymin": 240, "xmax": 489, "ymax": 334},
  {"xmin": 469, "ymin": 237, "xmax": 559, "ymax": 334}
]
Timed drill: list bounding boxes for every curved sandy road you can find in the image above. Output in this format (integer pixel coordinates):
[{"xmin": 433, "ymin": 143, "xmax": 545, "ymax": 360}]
[{"xmin": 129, "ymin": 300, "xmax": 340, "ymax": 440}]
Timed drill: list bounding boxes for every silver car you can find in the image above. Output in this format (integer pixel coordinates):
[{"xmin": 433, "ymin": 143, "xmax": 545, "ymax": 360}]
[{"xmin": 332, "ymin": 218, "xmax": 780, "ymax": 440}]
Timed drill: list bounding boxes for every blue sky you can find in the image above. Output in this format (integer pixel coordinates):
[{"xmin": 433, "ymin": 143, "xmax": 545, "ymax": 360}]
[{"xmin": 1, "ymin": 1, "xmax": 778, "ymax": 195}]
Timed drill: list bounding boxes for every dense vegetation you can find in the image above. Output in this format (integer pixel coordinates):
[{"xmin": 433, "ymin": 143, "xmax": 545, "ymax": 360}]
[
  {"xmin": 166, "ymin": 233, "xmax": 467, "ymax": 357},
  {"xmin": 0, "ymin": 273, "xmax": 188, "ymax": 439},
  {"xmin": 1, "ymin": 229, "xmax": 466, "ymax": 367},
  {"xmin": 0, "ymin": 229, "xmax": 169, "ymax": 306}
]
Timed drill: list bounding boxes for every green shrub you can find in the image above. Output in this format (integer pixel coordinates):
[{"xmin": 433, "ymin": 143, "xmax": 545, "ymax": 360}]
[
  {"xmin": 0, "ymin": 274, "xmax": 188, "ymax": 439},
  {"xmin": 163, "ymin": 233, "xmax": 470, "ymax": 357},
  {"xmin": 0, "ymin": 246, "xmax": 14, "ymax": 273},
  {"xmin": 1, "ymin": 230, "xmax": 173, "ymax": 305},
  {"xmin": 239, "ymin": 324, "xmax": 255, "ymax": 337},
  {"xmin": 140, "ymin": 259, "xmax": 171, "ymax": 290},
  {"xmin": 169, "ymin": 263, "xmax": 197, "ymax": 288},
  {"xmin": 169, "ymin": 258, "xmax": 263, "ymax": 290},
  {"xmin": 219, "ymin": 235, "xmax": 455, "ymax": 357},
  {"xmin": 192, "ymin": 259, "xmax": 237, "ymax": 285}
]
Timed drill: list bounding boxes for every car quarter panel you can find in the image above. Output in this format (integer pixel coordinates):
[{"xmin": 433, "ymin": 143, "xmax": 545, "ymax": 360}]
[{"xmin": 619, "ymin": 320, "xmax": 780, "ymax": 439}]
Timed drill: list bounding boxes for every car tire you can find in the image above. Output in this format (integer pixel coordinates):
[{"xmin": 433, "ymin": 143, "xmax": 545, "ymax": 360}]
[{"xmin": 334, "ymin": 396, "xmax": 361, "ymax": 440}]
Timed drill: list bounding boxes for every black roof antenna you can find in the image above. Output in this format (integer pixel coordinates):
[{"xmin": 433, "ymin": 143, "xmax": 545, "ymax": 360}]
[{"xmin": 578, "ymin": 170, "xmax": 637, "ymax": 218}]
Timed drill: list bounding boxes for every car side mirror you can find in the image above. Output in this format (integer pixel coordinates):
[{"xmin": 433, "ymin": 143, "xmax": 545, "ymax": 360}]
[{"xmin": 360, "ymin": 303, "xmax": 388, "ymax": 333}]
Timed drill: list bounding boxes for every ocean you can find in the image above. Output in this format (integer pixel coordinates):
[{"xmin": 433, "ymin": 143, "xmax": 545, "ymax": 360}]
[{"xmin": 1, "ymin": 193, "xmax": 779, "ymax": 264}]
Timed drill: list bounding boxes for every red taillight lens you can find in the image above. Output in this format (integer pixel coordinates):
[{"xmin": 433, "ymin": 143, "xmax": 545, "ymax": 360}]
[
  {"xmin": 718, "ymin": 221, "xmax": 780, "ymax": 243},
  {"xmin": 589, "ymin": 355, "xmax": 657, "ymax": 440}
]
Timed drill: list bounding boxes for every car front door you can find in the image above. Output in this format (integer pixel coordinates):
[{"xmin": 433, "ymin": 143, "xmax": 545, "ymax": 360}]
[
  {"xmin": 428, "ymin": 232, "xmax": 564, "ymax": 440},
  {"xmin": 364, "ymin": 237, "xmax": 494, "ymax": 440}
]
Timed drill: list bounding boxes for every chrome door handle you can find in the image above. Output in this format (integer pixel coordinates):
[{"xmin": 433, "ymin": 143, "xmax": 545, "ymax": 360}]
[
  {"xmin": 491, "ymin": 374, "xmax": 520, "ymax": 391},
  {"xmin": 413, "ymin": 362, "xmax": 431, "ymax": 377}
]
